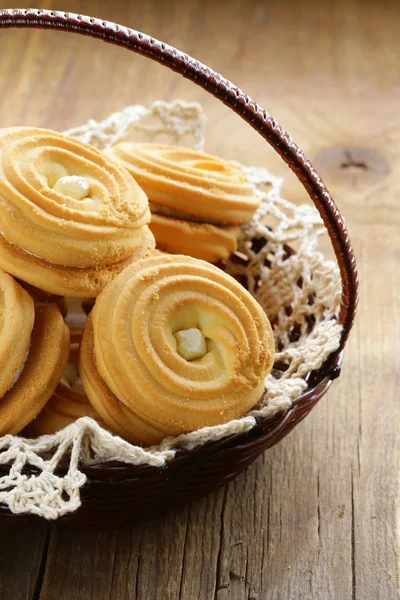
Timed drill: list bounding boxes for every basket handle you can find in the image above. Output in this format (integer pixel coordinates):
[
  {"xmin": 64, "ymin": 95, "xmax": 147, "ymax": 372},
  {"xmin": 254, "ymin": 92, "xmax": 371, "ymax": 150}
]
[{"xmin": 0, "ymin": 8, "xmax": 358, "ymax": 362}]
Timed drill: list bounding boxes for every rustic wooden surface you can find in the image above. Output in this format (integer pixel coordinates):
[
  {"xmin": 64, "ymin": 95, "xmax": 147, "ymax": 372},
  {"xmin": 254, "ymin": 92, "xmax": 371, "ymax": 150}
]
[{"xmin": 0, "ymin": 0, "xmax": 398, "ymax": 598}]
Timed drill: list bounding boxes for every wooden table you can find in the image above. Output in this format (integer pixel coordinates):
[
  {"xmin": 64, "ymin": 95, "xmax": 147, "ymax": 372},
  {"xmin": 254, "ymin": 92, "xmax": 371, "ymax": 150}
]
[{"xmin": 0, "ymin": 1, "xmax": 398, "ymax": 598}]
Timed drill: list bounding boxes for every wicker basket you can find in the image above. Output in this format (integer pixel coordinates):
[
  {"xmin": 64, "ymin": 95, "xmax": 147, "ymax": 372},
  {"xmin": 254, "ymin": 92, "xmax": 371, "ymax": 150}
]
[{"xmin": 0, "ymin": 9, "xmax": 358, "ymax": 529}]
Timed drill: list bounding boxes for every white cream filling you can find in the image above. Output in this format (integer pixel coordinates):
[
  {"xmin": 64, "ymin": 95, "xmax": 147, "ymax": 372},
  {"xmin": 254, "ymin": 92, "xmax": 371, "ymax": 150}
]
[
  {"xmin": 174, "ymin": 328, "xmax": 207, "ymax": 361},
  {"xmin": 149, "ymin": 202, "xmax": 225, "ymax": 226},
  {"xmin": 53, "ymin": 175, "xmax": 89, "ymax": 201}
]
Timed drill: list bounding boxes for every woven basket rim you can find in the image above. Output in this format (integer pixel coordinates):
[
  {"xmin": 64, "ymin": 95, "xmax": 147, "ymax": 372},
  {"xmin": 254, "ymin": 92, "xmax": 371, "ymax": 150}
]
[
  {"xmin": 0, "ymin": 351, "xmax": 341, "ymax": 482},
  {"xmin": 77, "ymin": 357, "xmax": 341, "ymax": 477}
]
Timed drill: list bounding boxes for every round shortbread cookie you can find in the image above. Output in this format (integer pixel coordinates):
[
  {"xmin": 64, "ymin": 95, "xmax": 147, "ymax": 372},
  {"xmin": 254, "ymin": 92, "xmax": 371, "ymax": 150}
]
[{"xmin": 80, "ymin": 254, "xmax": 274, "ymax": 444}]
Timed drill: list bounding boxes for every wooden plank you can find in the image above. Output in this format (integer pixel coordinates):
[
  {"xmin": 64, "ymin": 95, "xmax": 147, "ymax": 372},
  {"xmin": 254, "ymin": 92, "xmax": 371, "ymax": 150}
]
[
  {"xmin": 0, "ymin": 0, "xmax": 397, "ymax": 599},
  {"xmin": 0, "ymin": 521, "xmax": 50, "ymax": 600},
  {"xmin": 37, "ymin": 500, "xmax": 224, "ymax": 600},
  {"xmin": 38, "ymin": 524, "xmax": 120, "ymax": 600}
]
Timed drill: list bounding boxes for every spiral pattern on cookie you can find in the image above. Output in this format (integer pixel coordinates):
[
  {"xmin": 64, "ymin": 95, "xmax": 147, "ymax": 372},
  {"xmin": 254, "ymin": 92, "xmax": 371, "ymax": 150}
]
[
  {"xmin": 81, "ymin": 255, "xmax": 274, "ymax": 442},
  {"xmin": 0, "ymin": 127, "xmax": 150, "ymax": 268},
  {"xmin": 105, "ymin": 143, "xmax": 259, "ymax": 223}
]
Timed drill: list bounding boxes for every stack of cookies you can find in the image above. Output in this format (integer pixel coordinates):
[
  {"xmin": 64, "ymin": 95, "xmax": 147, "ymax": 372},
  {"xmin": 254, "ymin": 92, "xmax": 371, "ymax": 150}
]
[
  {"xmin": 0, "ymin": 126, "xmax": 274, "ymax": 444},
  {"xmin": 105, "ymin": 143, "xmax": 259, "ymax": 263}
]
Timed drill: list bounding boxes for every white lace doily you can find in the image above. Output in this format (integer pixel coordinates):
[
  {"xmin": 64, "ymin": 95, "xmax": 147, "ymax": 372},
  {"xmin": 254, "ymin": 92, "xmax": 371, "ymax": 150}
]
[{"xmin": 0, "ymin": 101, "xmax": 342, "ymax": 519}]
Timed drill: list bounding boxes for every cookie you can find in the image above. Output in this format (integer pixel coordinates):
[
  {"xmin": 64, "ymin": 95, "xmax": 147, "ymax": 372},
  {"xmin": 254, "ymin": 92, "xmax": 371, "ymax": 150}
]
[
  {"xmin": 0, "ymin": 224, "xmax": 155, "ymax": 297},
  {"xmin": 80, "ymin": 254, "xmax": 274, "ymax": 444},
  {"xmin": 25, "ymin": 331, "xmax": 101, "ymax": 436},
  {"xmin": 0, "ymin": 127, "xmax": 152, "ymax": 296},
  {"xmin": 105, "ymin": 143, "xmax": 259, "ymax": 261},
  {"xmin": 149, "ymin": 214, "xmax": 240, "ymax": 263},
  {"xmin": 0, "ymin": 270, "xmax": 69, "ymax": 435}
]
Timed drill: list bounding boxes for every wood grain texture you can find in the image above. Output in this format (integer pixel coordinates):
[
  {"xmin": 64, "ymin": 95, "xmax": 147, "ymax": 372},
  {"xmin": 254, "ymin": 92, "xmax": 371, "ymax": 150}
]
[{"xmin": 0, "ymin": 0, "xmax": 398, "ymax": 599}]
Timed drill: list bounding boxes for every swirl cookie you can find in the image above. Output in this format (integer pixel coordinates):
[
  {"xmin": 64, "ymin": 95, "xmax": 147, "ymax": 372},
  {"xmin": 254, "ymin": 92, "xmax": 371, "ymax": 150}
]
[
  {"xmin": 25, "ymin": 333, "xmax": 101, "ymax": 436},
  {"xmin": 104, "ymin": 143, "xmax": 258, "ymax": 261},
  {"xmin": 0, "ymin": 270, "xmax": 69, "ymax": 435},
  {"xmin": 80, "ymin": 255, "xmax": 274, "ymax": 445},
  {"xmin": 0, "ymin": 127, "xmax": 154, "ymax": 297}
]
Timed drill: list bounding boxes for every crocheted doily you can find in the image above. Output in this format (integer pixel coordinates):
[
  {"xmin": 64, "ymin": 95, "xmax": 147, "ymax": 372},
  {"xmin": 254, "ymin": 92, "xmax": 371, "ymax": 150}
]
[{"xmin": 0, "ymin": 101, "xmax": 342, "ymax": 519}]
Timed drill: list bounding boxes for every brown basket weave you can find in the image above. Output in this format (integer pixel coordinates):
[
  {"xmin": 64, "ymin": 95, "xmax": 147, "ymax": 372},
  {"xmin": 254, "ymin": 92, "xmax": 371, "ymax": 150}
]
[{"xmin": 0, "ymin": 9, "xmax": 358, "ymax": 529}]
